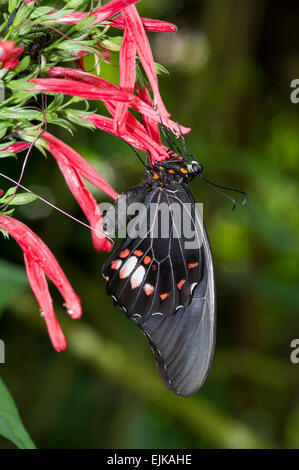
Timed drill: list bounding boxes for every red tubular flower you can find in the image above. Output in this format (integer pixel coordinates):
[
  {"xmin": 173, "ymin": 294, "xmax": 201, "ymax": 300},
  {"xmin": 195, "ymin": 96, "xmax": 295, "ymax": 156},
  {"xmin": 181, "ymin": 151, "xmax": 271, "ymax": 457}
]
[
  {"xmin": 0, "ymin": 41, "xmax": 23, "ymax": 71},
  {"xmin": 1, "ymin": 142, "xmax": 30, "ymax": 153},
  {"xmin": 80, "ymin": 113, "xmax": 169, "ymax": 164},
  {"xmin": 41, "ymin": 132, "xmax": 117, "ymax": 251},
  {"xmin": 55, "ymin": 153, "xmax": 112, "ymax": 252},
  {"xmin": 122, "ymin": 5, "xmax": 170, "ymax": 119},
  {"xmin": 0, "ymin": 215, "xmax": 82, "ymax": 351},
  {"xmin": 29, "ymin": 78, "xmax": 133, "ymax": 103},
  {"xmin": 111, "ymin": 15, "xmax": 177, "ymax": 33},
  {"xmin": 42, "ymin": 132, "xmax": 118, "ymax": 200},
  {"xmin": 114, "ymin": 26, "xmax": 136, "ymax": 132},
  {"xmin": 47, "ymin": 67, "xmax": 191, "ymax": 135},
  {"xmin": 24, "ymin": 255, "xmax": 67, "ymax": 352},
  {"xmin": 54, "ymin": 0, "xmax": 139, "ymax": 25},
  {"xmin": 136, "ymin": 85, "xmax": 162, "ymax": 145}
]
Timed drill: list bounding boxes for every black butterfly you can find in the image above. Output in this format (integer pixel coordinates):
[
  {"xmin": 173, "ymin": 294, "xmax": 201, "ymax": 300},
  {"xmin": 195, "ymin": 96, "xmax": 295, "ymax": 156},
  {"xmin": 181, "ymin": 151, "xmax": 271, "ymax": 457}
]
[
  {"xmin": 102, "ymin": 127, "xmax": 246, "ymax": 396},
  {"xmin": 101, "ymin": 137, "xmax": 219, "ymax": 397}
]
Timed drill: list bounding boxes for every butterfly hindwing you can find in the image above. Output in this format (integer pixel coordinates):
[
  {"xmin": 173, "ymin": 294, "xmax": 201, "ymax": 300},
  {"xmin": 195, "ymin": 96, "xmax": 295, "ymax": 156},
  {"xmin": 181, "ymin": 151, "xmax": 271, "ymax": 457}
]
[{"xmin": 134, "ymin": 202, "xmax": 216, "ymax": 397}]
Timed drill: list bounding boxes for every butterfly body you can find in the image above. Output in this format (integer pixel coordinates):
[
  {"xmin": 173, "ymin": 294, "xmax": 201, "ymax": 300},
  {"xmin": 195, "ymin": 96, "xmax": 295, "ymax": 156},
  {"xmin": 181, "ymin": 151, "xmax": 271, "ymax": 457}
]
[{"xmin": 102, "ymin": 158, "xmax": 216, "ymax": 396}]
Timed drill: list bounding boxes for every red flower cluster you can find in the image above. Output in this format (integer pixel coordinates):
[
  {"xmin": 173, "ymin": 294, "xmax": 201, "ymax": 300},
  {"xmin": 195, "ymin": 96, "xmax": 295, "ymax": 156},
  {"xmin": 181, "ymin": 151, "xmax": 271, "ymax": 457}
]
[
  {"xmin": 0, "ymin": 215, "xmax": 81, "ymax": 351},
  {"xmin": 1, "ymin": 0, "xmax": 191, "ymax": 351},
  {"xmin": 0, "ymin": 41, "xmax": 23, "ymax": 70}
]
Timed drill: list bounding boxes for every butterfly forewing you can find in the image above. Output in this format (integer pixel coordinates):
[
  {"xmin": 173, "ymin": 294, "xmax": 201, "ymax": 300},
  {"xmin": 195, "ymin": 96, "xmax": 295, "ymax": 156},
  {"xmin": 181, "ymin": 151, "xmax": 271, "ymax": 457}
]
[{"xmin": 102, "ymin": 184, "xmax": 203, "ymax": 320}]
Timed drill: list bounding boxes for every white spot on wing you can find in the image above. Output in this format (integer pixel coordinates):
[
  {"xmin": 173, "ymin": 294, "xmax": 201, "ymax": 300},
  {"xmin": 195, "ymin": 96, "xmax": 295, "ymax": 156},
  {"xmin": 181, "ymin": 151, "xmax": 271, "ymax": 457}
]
[
  {"xmin": 111, "ymin": 259, "xmax": 122, "ymax": 270},
  {"xmin": 191, "ymin": 283, "xmax": 197, "ymax": 294},
  {"xmin": 130, "ymin": 265, "xmax": 146, "ymax": 289},
  {"xmin": 119, "ymin": 256, "xmax": 138, "ymax": 279},
  {"xmin": 144, "ymin": 283, "xmax": 154, "ymax": 296}
]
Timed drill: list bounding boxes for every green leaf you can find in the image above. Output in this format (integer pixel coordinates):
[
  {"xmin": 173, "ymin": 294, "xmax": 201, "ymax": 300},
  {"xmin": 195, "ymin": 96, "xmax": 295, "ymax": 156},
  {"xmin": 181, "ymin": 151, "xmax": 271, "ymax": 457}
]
[
  {"xmin": 8, "ymin": 0, "xmax": 18, "ymax": 15},
  {"xmin": 7, "ymin": 79, "xmax": 33, "ymax": 92},
  {"xmin": 13, "ymin": 56, "xmax": 31, "ymax": 75},
  {"xmin": 75, "ymin": 15, "xmax": 94, "ymax": 31},
  {"xmin": 9, "ymin": 4, "xmax": 31, "ymax": 29},
  {"xmin": 0, "ymin": 123, "xmax": 9, "ymax": 141},
  {"xmin": 0, "ymin": 108, "xmax": 40, "ymax": 120},
  {"xmin": 0, "ymin": 151, "xmax": 17, "ymax": 159},
  {"xmin": 30, "ymin": 6, "xmax": 55, "ymax": 18},
  {"xmin": 154, "ymin": 62, "xmax": 170, "ymax": 76},
  {"xmin": 0, "ymin": 378, "xmax": 36, "ymax": 449},
  {"xmin": 67, "ymin": 110, "xmax": 96, "ymax": 129},
  {"xmin": 0, "ymin": 229, "xmax": 9, "ymax": 240},
  {"xmin": 0, "ymin": 191, "xmax": 38, "ymax": 206},
  {"xmin": 101, "ymin": 36, "xmax": 123, "ymax": 52}
]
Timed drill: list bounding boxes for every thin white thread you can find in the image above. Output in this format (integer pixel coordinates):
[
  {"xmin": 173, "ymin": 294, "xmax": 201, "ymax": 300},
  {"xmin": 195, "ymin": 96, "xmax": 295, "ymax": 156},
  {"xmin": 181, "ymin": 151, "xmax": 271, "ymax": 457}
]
[{"xmin": 0, "ymin": 172, "xmax": 113, "ymax": 243}]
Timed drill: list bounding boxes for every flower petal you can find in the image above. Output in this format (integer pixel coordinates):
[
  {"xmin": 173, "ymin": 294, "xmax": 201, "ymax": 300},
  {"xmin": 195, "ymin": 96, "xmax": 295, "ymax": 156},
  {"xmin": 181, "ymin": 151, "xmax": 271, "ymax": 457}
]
[
  {"xmin": 24, "ymin": 255, "xmax": 67, "ymax": 352},
  {"xmin": 29, "ymin": 78, "xmax": 133, "ymax": 103},
  {"xmin": 80, "ymin": 113, "xmax": 169, "ymax": 164},
  {"xmin": 55, "ymin": 0, "xmax": 139, "ymax": 25},
  {"xmin": 111, "ymin": 15, "xmax": 177, "ymax": 33},
  {"xmin": 114, "ymin": 26, "xmax": 136, "ymax": 132},
  {"xmin": 55, "ymin": 154, "xmax": 112, "ymax": 252},
  {"xmin": 122, "ymin": 5, "xmax": 170, "ymax": 118},
  {"xmin": 47, "ymin": 67, "xmax": 191, "ymax": 134},
  {"xmin": 0, "ymin": 215, "xmax": 82, "ymax": 319},
  {"xmin": 0, "ymin": 41, "xmax": 23, "ymax": 71},
  {"xmin": 136, "ymin": 85, "xmax": 161, "ymax": 144},
  {"xmin": 0, "ymin": 142, "xmax": 30, "ymax": 153},
  {"xmin": 42, "ymin": 132, "xmax": 119, "ymax": 200}
]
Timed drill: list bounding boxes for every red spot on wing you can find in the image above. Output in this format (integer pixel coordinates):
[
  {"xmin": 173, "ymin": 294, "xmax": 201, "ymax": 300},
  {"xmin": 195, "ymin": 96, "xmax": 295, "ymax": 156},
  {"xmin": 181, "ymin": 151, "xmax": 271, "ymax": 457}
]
[
  {"xmin": 177, "ymin": 279, "xmax": 185, "ymax": 290},
  {"xmin": 133, "ymin": 250, "xmax": 143, "ymax": 257},
  {"xmin": 160, "ymin": 292, "xmax": 169, "ymax": 301},
  {"xmin": 120, "ymin": 249, "xmax": 130, "ymax": 258},
  {"xmin": 188, "ymin": 262, "xmax": 198, "ymax": 269},
  {"xmin": 144, "ymin": 256, "xmax": 151, "ymax": 265}
]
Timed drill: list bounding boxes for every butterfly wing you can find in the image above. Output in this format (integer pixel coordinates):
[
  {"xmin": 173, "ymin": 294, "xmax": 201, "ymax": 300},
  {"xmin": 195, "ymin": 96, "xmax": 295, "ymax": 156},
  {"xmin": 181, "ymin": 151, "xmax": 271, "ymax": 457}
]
[
  {"xmin": 136, "ymin": 217, "xmax": 215, "ymax": 397},
  {"xmin": 102, "ymin": 184, "xmax": 204, "ymax": 320}
]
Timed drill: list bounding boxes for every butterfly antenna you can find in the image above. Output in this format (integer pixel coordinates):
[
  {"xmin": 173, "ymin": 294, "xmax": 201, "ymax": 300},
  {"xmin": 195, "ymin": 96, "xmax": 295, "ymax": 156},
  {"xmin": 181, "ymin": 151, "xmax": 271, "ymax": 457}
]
[
  {"xmin": 118, "ymin": 134, "xmax": 145, "ymax": 166},
  {"xmin": 199, "ymin": 174, "xmax": 248, "ymax": 211},
  {"xmin": 176, "ymin": 122, "xmax": 188, "ymax": 154},
  {"xmin": 159, "ymin": 123, "xmax": 183, "ymax": 156}
]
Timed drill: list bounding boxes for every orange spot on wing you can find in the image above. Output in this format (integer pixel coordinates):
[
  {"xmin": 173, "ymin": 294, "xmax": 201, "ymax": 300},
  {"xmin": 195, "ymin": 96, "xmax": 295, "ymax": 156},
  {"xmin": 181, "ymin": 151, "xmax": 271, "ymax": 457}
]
[
  {"xmin": 177, "ymin": 279, "xmax": 185, "ymax": 290},
  {"xmin": 144, "ymin": 256, "xmax": 151, "ymax": 265},
  {"xmin": 188, "ymin": 262, "xmax": 198, "ymax": 269},
  {"xmin": 153, "ymin": 173, "xmax": 159, "ymax": 179},
  {"xmin": 181, "ymin": 168, "xmax": 188, "ymax": 174},
  {"xmin": 160, "ymin": 292, "xmax": 169, "ymax": 301},
  {"xmin": 120, "ymin": 249, "xmax": 130, "ymax": 258},
  {"xmin": 133, "ymin": 250, "xmax": 143, "ymax": 257},
  {"xmin": 105, "ymin": 276, "xmax": 110, "ymax": 281}
]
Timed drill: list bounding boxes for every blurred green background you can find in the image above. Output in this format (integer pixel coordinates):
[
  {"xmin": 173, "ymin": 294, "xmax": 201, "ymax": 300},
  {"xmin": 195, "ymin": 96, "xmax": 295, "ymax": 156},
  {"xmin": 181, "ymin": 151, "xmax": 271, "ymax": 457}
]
[{"xmin": 1, "ymin": 0, "xmax": 299, "ymax": 449}]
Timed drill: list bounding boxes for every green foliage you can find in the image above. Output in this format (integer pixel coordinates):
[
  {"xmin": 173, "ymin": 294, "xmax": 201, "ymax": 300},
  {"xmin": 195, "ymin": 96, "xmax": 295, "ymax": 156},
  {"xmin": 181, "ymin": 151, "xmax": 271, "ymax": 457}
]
[
  {"xmin": 0, "ymin": 378, "xmax": 35, "ymax": 449},
  {"xmin": 0, "ymin": 259, "xmax": 27, "ymax": 315}
]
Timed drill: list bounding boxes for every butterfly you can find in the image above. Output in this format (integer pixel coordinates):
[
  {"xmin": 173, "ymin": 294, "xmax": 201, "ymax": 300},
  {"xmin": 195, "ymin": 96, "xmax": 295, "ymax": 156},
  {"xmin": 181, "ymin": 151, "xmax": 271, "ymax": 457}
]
[{"xmin": 101, "ymin": 128, "xmax": 219, "ymax": 396}]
